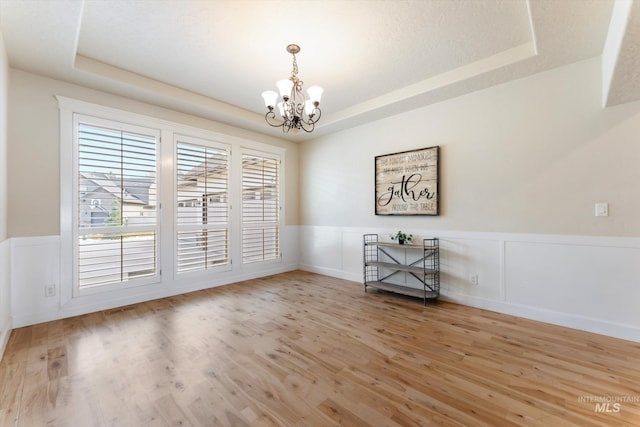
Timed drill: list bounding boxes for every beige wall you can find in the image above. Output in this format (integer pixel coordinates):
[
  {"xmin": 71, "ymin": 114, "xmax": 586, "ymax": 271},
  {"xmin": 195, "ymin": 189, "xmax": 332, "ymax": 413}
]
[
  {"xmin": 0, "ymin": 31, "xmax": 11, "ymax": 355},
  {"xmin": 300, "ymin": 58, "xmax": 640, "ymax": 237},
  {"xmin": 7, "ymin": 70, "xmax": 299, "ymax": 237},
  {"xmin": 7, "ymin": 57, "xmax": 640, "ymax": 238},
  {"xmin": 0, "ymin": 32, "xmax": 7, "ymax": 241}
]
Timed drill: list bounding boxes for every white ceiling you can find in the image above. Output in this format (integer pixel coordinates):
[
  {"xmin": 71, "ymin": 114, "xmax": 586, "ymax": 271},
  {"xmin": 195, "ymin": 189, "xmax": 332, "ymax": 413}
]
[{"xmin": 0, "ymin": 0, "xmax": 637, "ymax": 142}]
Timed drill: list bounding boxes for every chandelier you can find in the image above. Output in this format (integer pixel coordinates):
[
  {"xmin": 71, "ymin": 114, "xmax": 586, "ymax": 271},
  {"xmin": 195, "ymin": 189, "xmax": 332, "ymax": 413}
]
[{"xmin": 261, "ymin": 44, "xmax": 323, "ymax": 133}]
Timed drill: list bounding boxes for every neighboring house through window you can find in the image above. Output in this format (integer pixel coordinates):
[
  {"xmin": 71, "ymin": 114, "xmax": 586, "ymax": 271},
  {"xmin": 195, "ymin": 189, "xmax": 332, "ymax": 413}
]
[
  {"xmin": 242, "ymin": 152, "xmax": 280, "ymax": 264},
  {"xmin": 176, "ymin": 136, "xmax": 230, "ymax": 273},
  {"xmin": 76, "ymin": 120, "xmax": 160, "ymax": 292}
]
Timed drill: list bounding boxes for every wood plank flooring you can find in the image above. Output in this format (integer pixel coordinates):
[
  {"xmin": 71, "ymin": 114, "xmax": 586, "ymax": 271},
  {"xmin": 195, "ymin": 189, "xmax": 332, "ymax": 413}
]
[{"xmin": 1, "ymin": 270, "xmax": 639, "ymax": 426}]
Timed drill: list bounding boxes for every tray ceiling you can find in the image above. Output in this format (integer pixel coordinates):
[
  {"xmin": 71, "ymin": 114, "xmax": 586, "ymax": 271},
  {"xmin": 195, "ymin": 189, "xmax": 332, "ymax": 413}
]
[{"xmin": 1, "ymin": 0, "xmax": 636, "ymax": 141}]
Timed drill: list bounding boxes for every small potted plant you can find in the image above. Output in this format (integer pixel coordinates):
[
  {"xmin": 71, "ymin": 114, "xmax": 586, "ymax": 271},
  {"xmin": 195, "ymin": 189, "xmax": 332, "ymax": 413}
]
[{"xmin": 390, "ymin": 230, "xmax": 413, "ymax": 245}]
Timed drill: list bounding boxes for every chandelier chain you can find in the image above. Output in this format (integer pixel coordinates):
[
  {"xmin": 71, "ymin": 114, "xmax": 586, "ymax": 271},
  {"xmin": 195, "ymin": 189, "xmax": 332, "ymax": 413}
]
[{"xmin": 291, "ymin": 53, "xmax": 299, "ymax": 79}]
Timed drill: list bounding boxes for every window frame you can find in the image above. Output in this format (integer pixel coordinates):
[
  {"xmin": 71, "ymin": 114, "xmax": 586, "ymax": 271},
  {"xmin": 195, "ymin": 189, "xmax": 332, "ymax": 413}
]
[
  {"xmin": 174, "ymin": 134, "xmax": 232, "ymax": 275},
  {"xmin": 72, "ymin": 115, "xmax": 162, "ymax": 297},
  {"xmin": 240, "ymin": 149, "xmax": 282, "ymax": 265},
  {"xmin": 58, "ymin": 96, "xmax": 287, "ymax": 308}
]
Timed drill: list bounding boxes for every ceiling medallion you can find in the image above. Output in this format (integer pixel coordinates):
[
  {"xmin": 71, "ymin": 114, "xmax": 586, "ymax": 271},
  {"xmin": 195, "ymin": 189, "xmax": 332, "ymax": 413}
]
[{"xmin": 261, "ymin": 44, "xmax": 323, "ymax": 133}]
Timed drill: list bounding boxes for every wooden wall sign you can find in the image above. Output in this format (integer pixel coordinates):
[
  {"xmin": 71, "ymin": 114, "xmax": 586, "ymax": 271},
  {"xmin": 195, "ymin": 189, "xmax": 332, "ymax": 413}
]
[{"xmin": 375, "ymin": 146, "xmax": 439, "ymax": 216}]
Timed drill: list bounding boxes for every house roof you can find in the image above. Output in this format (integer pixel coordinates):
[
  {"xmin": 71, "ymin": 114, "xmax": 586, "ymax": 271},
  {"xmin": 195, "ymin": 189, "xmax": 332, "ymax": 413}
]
[{"xmin": 80, "ymin": 172, "xmax": 152, "ymax": 205}]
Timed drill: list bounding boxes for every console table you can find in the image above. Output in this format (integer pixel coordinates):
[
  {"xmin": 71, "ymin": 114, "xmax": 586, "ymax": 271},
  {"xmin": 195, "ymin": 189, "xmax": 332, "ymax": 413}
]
[{"xmin": 363, "ymin": 234, "xmax": 440, "ymax": 305}]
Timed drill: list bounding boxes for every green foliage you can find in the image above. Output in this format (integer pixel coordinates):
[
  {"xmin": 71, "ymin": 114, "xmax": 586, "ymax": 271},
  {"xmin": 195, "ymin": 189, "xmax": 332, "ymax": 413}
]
[
  {"xmin": 390, "ymin": 230, "xmax": 413, "ymax": 244},
  {"xmin": 104, "ymin": 200, "xmax": 122, "ymax": 226}
]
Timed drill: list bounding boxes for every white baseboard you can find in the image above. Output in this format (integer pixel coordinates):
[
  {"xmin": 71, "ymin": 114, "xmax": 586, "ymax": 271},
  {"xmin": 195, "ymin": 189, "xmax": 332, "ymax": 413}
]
[
  {"xmin": 440, "ymin": 290, "xmax": 640, "ymax": 343},
  {"xmin": 299, "ymin": 263, "xmax": 640, "ymax": 342},
  {"xmin": 299, "ymin": 225, "xmax": 640, "ymax": 343},
  {"xmin": 296, "ymin": 268, "xmax": 640, "ymax": 343},
  {"xmin": 9, "ymin": 231, "xmax": 301, "ymax": 327},
  {"xmin": 0, "ymin": 315, "xmax": 11, "ymax": 361},
  {"xmin": 11, "ymin": 262, "xmax": 299, "ymax": 328},
  {"xmin": 8, "ymin": 228, "xmax": 640, "ymax": 344},
  {"xmin": 298, "ymin": 263, "xmax": 362, "ymax": 283}
]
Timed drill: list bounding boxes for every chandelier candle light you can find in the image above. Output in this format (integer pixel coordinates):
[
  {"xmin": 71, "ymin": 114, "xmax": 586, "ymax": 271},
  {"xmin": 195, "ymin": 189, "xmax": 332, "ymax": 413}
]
[{"xmin": 261, "ymin": 44, "xmax": 323, "ymax": 133}]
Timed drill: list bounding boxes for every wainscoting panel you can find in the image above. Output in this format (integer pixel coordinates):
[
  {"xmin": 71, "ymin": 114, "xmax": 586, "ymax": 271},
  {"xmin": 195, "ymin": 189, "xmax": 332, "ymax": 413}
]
[
  {"xmin": 299, "ymin": 226, "xmax": 345, "ymax": 278},
  {"xmin": 342, "ymin": 229, "xmax": 367, "ymax": 281},
  {"xmin": 11, "ymin": 235, "xmax": 59, "ymax": 326},
  {"xmin": 0, "ymin": 238, "xmax": 11, "ymax": 358},
  {"xmin": 504, "ymin": 240, "xmax": 640, "ymax": 328},
  {"xmin": 10, "ymin": 226, "xmax": 640, "ymax": 341},
  {"xmin": 11, "ymin": 226, "xmax": 300, "ymax": 327},
  {"xmin": 439, "ymin": 237, "xmax": 503, "ymax": 301},
  {"xmin": 298, "ymin": 226, "xmax": 640, "ymax": 342}
]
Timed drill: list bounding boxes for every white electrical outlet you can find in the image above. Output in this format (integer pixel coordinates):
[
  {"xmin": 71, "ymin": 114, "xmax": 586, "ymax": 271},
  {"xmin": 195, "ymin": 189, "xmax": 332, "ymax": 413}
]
[
  {"xmin": 470, "ymin": 274, "xmax": 479, "ymax": 286},
  {"xmin": 45, "ymin": 285, "xmax": 56, "ymax": 297}
]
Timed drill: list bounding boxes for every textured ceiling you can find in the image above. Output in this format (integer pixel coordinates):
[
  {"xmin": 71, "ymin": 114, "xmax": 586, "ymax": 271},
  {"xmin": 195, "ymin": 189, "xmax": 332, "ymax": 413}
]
[
  {"xmin": 0, "ymin": 0, "xmax": 635, "ymax": 141},
  {"xmin": 604, "ymin": 0, "xmax": 640, "ymax": 107}
]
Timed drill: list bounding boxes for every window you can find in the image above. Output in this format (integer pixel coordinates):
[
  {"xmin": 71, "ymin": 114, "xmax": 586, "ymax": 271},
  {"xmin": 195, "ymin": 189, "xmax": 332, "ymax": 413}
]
[
  {"xmin": 176, "ymin": 137, "xmax": 230, "ymax": 272},
  {"xmin": 76, "ymin": 119, "xmax": 159, "ymax": 292},
  {"xmin": 59, "ymin": 97, "xmax": 287, "ymax": 304},
  {"xmin": 242, "ymin": 153, "xmax": 280, "ymax": 263}
]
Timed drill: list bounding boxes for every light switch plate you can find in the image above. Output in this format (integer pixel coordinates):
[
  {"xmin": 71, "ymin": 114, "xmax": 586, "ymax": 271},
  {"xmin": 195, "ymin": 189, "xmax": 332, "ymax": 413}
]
[{"xmin": 595, "ymin": 202, "xmax": 608, "ymax": 217}]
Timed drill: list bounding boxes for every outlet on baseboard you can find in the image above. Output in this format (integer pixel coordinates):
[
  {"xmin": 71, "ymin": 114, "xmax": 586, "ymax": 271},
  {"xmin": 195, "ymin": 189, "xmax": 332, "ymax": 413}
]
[
  {"xmin": 470, "ymin": 274, "xmax": 479, "ymax": 286},
  {"xmin": 45, "ymin": 284, "xmax": 56, "ymax": 297}
]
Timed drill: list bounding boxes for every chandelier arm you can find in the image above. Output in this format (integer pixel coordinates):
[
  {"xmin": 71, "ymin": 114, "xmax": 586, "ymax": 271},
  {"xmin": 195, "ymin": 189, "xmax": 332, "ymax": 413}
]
[
  {"xmin": 304, "ymin": 107, "xmax": 322, "ymax": 125},
  {"xmin": 265, "ymin": 110, "xmax": 285, "ymax": 128},
  {"xmin": 298, "ymin": 119, "xmax": 315, "ymax": 133}
]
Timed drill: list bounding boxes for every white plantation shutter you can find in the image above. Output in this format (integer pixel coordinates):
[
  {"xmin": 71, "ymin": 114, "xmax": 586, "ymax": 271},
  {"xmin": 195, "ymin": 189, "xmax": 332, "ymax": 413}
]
[
  {"xmin": 77, "ymin": 121, "xmax": 159, "ymax": 290},
  {"xmin": 176, "ymin": 139, "xmax": 229, "ymax": 272},
  {"xmin": 242, "ymin": 153, "xmax": 280, "ymax": 263},
  {"xmin": 61, "ymin": 98, "xmax": 288, "ymax": 302}
]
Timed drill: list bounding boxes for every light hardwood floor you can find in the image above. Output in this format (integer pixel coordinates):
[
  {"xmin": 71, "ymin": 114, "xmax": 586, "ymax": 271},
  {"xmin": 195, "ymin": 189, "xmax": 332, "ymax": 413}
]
[{"xmin": 1, "ymin": 271, "xmax": 639, "ymax": 426}]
